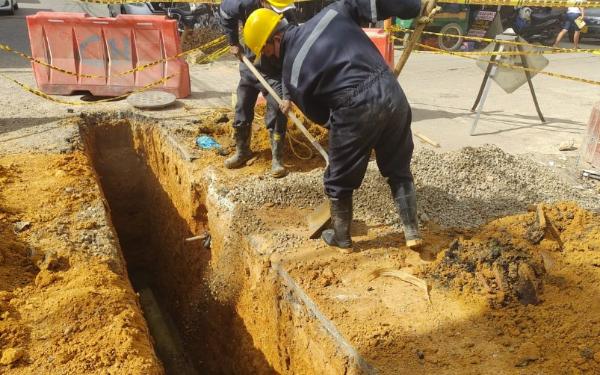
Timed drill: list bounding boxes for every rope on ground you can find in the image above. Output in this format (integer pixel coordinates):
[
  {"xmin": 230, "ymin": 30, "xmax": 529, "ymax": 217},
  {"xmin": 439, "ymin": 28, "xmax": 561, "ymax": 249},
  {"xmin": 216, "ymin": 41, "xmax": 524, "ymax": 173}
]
[
  {"xmin": 286, "ymin": 126, "xmax": 314, "ymax": 161},
  {"xmin": 0, "ymin": 72, "xmax": 176, "ymax": 105},
  {"xmin": 416, "ymin": 42, "xmax": 600, "ymax": 87},
  {"xmin": 254, "ymin": 112, "xmax": 315, "ymax": 161}
]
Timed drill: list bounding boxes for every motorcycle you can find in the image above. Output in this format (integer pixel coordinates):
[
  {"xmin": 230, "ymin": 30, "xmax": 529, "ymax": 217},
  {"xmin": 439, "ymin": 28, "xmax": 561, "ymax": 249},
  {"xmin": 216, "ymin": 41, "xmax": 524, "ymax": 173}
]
[
  {"xmin": 108, "ymin": 2, "xmax": 220, "ymax": 35},
  {"xmin": 511, "ymin": 7, "xmax": 564, "ymax": 45},
  {"xmin": 166, "ymin": 5, "xmax": 220, "ymax": 33}
]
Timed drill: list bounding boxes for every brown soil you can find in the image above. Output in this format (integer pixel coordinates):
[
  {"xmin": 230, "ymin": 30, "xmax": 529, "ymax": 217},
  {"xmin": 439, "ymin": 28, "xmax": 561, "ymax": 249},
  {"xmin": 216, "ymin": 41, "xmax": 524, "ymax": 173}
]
[
  {"xmin": 189, "ymin": 104, "xmax": 328, "ymax": 176},
  {"xmin": 421, "ymin": 202, "xmax": 600, "ymax": 308},
  {"xmin": 79, "ymin": 117, "xmax": 277, "ymax": 374},
  {"xmin": 181, "ymin": 27, "xmax": 228, "ymax": 65},
  {"xmin": 4, "ymin": 112, "xmax": 600, "ymax": 375},
  {"xmin": 0, "ymin": 152, "xmax": 161, "ymax": 374},
  {"xmin": 283, "ymin": 202, "xmax": 600, "ymax": 374}
]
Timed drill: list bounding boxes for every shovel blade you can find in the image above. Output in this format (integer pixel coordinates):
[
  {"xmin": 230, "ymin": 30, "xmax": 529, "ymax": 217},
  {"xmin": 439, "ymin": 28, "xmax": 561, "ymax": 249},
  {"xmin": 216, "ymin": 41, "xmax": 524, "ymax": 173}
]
[{"xmin": 307, "ymin": 200, "xmax": 331, "ymax": 239}]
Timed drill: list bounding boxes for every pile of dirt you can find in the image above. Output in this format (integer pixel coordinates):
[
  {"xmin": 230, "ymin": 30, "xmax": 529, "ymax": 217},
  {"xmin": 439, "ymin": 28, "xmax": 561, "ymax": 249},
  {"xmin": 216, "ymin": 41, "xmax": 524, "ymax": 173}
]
[
  {"xmin": 420, "ymin": 202, "xmax": 600, "ymax": 308},
  {"xmin": 412, "ymin": 146, "xmax": 599, "ymax": 226},
  {"xmin": 192, "ymin": 106, "xmax": 328, "ymax": 175},
  {"xmin": 282, "ymin": 200, "xmax": 600, "ymax": 373},
  {"xmin": 181, "ymin": 26, "xmax": 227, "ymax": 64},
  {"xmin": 422, "ymin": 236, "xmax": 546, "ymax": 308},
  {"xmin": 182, "ymin": 28, "xmax": 223, "ymax": 53}
]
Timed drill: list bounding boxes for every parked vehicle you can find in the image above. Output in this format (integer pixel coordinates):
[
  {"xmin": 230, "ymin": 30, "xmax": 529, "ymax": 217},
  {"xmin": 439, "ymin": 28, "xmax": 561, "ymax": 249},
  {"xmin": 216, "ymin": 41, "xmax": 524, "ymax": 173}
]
[
  {"xmin": 511, "ymin": 7, "xmax": 563, "ymax": 45},
  {"xmin": 108, "ymin": 2, "xmax": 190, "ymax": 18},
  {"xmin": 108, "ymin": 2, "xmax": 220, "ymax": 34},
  {"xmin": 581, "ymin": 8, "xmax": 600, "ymax": 42},
  {"xmin": 396, "ymin": 4, "xmax": 470, "ymax": 51},
  {"xmin": 0, "ymin": 0, "xmax": 18, "ymax": 16},
  {"xmin": 165, "ymin": 5, "xmax": 220, "ymax": 31}
]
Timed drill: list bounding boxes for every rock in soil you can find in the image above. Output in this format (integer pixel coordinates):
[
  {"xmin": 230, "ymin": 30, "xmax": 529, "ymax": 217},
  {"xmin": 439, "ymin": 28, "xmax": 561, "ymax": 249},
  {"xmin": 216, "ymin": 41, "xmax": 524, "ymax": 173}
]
[{"xmin": 0, "ymin": 348, "xmax": 25, "ymax": 365}]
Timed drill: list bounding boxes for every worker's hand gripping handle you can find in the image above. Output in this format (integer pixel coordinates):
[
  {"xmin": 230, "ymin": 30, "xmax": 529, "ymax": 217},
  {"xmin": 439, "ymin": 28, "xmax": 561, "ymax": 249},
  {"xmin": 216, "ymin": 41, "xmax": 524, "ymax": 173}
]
[{"xmin": 241, "ymin": 55, "xmax": 329, "ymax": 166}]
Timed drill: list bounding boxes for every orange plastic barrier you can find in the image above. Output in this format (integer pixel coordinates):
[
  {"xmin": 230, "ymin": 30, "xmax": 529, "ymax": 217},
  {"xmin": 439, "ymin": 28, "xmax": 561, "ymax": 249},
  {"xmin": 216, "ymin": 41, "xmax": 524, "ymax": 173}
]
[
  {"xmin": 26, "ymin": 12, "xmax": 190, "ymax": 98},
  {"xmin": 584, "ymin": 103, "xmax": 600, "ymax": 168},
  {"xmin": 363, "ymin": 28, "xmax": 394, "ymax": 68}
]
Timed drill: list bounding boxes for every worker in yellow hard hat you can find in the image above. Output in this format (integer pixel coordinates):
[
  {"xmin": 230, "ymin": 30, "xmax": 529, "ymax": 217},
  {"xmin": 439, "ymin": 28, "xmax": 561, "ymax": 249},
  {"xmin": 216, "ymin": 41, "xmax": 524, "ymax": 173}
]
[
  {"xmin": 243, "ymin": 0, "xmax": 431, "ymax": 252},
  {"xmin": 218, "ymin": 0, "xmax": 298, "ymax": 178}
]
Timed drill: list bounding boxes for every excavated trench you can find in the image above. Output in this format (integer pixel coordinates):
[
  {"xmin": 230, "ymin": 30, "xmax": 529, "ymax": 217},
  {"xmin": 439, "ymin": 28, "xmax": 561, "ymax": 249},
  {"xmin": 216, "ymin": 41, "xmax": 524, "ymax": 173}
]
[
  {"xmin": 78, "ymin": 113, "xmax": 370, "ymax": 375},
  {"xmin": 80, "ymin": 115, "xmax": 275, "ymax": 374}
]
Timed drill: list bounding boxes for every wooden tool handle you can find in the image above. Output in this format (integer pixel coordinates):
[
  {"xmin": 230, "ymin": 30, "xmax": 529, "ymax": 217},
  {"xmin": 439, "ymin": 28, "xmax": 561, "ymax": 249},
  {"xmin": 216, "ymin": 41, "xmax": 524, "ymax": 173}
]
[
  {"xmin": 241, "ymin": 56, "xmax": 329, "ymax": 166},
  {"xmin": 394, "ymin": 6, "xmax": 440, "ymax": 78}
]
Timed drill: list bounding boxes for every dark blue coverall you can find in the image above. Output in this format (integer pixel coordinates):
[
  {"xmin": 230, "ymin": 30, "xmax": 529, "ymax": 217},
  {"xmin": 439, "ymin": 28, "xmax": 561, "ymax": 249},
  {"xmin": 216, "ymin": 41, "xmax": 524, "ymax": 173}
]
[
  {"xmin": 219, "ymin": 0, "xmax": 297, "ymax": 136},
  {"xmin": 278, "ymin": 0, "xmax": 421, "ymax": 199}
]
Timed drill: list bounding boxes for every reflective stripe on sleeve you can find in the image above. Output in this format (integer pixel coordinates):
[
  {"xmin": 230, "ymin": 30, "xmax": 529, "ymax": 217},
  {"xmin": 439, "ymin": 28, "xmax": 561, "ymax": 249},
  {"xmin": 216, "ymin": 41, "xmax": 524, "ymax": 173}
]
[
  {"xmin": 290, "ymin": 9, "xmax": 338, "ymax": 88},
  {"xmin": 370, "ymin": 0, "xmax": 377, "ymax": 23}
]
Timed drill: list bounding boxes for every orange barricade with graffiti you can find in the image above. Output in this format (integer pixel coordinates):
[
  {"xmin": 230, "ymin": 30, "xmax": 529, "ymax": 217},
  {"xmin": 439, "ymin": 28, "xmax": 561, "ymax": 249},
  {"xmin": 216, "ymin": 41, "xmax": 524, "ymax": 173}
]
[{"xmin": 26, "ymin": 12, "xmax": 190, "ymax": 98}]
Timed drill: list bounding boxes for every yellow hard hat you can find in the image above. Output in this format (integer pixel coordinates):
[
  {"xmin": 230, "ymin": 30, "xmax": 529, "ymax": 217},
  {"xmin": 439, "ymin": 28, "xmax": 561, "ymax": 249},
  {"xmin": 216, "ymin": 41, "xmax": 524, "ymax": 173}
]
[
  {"xmin": 243, "ymin": 8, "xmax": 283, "ymax": 58},
  {"xmin": 265, "ymin": 0, "xmax": 294, "ymax": 11}
]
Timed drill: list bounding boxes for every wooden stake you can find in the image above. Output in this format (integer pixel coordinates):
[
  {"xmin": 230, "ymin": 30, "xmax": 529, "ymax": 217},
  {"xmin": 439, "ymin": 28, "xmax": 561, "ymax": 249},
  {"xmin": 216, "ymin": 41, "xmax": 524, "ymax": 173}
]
[{"xmin": 414, "ymin": 131, "xmax": 441, "ymax": 148}]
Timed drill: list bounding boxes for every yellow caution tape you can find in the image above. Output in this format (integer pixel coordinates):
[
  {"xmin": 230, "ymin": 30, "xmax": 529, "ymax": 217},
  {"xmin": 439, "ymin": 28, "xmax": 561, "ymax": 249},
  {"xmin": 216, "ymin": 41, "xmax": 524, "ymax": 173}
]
[
  {"xmin": 0, "ymin": 72, "xmax": 176, "ymax": 105},
  {"xmin": 194, "ymin": 45, "xmax": 230, "ymax": 64},
  {"xmin": 391, "ymin": 26, "xmax": 600, "ymax": 54},
  {"xmin": 0, "ymin": 36, "xmax": 227, "ymax": 79},
  {"xmin": 438, "ymin": 0, "xmax": 599, "ymax": 7},
  {"xmin": 390, "ymin": 36, "xmax": 574, "ymax": 55},
  {"xmin": 392, "ymin": 37, "xmax": 571, "ymax": 56},
  {"xmin": 416, "ymin": 42, "xmax": 600, "ymax": 87}
]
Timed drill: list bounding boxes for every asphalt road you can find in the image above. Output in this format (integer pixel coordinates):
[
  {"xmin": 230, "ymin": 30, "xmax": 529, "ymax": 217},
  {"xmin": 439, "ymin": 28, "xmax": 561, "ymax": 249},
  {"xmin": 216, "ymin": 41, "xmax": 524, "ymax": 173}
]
[{"xmin": 0, "ymin": 0, "xmax": 109, "ymax": 69}]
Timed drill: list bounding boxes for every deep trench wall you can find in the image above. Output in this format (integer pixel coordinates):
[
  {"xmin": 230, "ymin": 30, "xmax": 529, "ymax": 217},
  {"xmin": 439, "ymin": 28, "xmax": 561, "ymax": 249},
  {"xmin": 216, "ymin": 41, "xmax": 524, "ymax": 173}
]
[
  {"xmin": 79, "ymin": 113, "xmax": 273, "ymax": 373},
  {"xmin": 205, "ymin": 196, "xmax": 374, "ymax": 374},
  {"xmin": 80, "ymin": 112, "xmax": 373, "ymax": 374}
]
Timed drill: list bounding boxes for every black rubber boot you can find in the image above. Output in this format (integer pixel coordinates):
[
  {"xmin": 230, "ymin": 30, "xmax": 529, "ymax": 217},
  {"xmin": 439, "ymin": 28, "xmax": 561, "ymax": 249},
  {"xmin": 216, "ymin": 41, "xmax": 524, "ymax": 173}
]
[
  {"xmin": 321, "ymin": 196, "xmax": 353, "ymax": 250},
  {"xmin": 392, "ymin": 181, "xmax": 423, "ymax": 249},
  {"xmin": 270, "ymin": 131, "xmax": 288, "ymax": 178},
  {"xmin": 224, "ymin": 126, "xmax": 252, "ymax": 169}
]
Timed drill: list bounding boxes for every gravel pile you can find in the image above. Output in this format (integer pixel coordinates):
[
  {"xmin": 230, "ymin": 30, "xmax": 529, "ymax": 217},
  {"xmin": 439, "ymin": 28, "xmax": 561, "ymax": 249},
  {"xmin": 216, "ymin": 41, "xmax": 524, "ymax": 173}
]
[{"xmin": 227, "ymin": 145, "xmax": 598, "ymax": 228}]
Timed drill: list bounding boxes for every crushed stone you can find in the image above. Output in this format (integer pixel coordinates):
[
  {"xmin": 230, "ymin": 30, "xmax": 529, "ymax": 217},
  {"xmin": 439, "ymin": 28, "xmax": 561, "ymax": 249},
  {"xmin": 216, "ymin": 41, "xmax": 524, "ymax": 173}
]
[{"xmin": 228, "ymin": 145, "xmax": 599, "ymax": 228}]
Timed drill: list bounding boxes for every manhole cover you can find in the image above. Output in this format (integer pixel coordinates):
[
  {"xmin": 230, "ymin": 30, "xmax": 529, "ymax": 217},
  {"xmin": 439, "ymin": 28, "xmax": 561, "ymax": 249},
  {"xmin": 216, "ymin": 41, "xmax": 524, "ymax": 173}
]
[{"xmin": 127, "ymin": 91, "xmax": 176, "ymax": 109}]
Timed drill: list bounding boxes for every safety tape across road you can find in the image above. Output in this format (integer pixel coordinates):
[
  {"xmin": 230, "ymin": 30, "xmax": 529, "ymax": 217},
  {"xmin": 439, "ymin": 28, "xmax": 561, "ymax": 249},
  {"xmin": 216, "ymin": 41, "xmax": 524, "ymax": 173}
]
[
  {"xmin": 0, "ymin": 72, "xmax": 176, "ymax": 105},
  {"xmin": 415, "ymin": 42, "xmax": 600, "ymax": 86},
  {"xmin": 390, "ymin": 26, "xmax": 600, "ymax": 55},
  {"xmin": 437, "ymin": 0, "xmax": 599, "ymax": 8},
  {"xmin": 390, "ymin": 36, "xmax": 582, "ymax": 55},
  {"xmin": 0, "ymin": 35, "xmax": 227, "ymax": 80}
]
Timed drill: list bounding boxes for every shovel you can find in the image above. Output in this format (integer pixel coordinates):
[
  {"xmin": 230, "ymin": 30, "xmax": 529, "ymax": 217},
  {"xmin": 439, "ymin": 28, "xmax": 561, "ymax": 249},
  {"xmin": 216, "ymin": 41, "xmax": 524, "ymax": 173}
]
[
  {"xmin": 241, "ymin": 56, "xmax": 331, "ymax": 238},
  {"xmin": 242, "ymin": 0, "xmax": 439, "ymax": 239}
]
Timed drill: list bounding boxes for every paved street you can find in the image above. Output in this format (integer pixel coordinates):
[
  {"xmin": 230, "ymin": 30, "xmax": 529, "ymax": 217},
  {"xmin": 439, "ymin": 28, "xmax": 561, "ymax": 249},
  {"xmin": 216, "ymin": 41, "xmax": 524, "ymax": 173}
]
[{"xmin": 0, "ymin": 0, "xmax": 108, "ymax": 69}]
